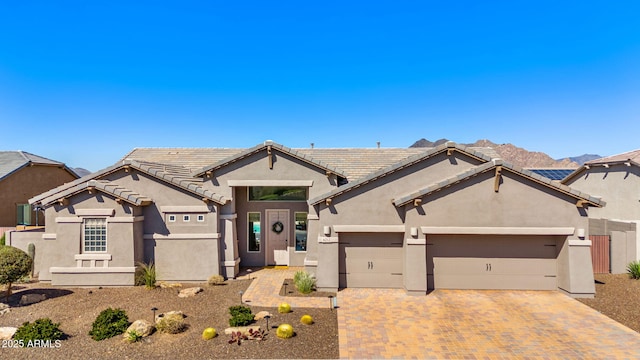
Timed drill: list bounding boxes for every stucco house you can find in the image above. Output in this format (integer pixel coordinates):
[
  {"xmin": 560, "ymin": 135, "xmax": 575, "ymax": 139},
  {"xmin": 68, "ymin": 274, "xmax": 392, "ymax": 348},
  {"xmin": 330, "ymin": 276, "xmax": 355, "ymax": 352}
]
[
  {"xmin": 562, "ymin": 149, "xmax": 640, "ymax": 273},
  {"xmin": 0, "ymin": 151, "xmax": 79, "ymax": 229},
  {"xmin": 9, "ymin": 141, "xmax": 602, "ymax": 297}
]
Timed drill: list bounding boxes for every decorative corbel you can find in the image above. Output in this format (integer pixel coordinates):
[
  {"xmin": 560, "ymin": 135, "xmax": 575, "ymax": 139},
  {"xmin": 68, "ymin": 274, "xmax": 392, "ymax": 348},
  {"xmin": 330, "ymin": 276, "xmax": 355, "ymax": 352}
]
[
  {"xmin": 123, "ymin": 165, "xmax": 130, "ymax": 173},
  {"xmin": 205, "ymin": 170, "xmax": 213, "ymax": 178},
  {"xmin": 88, "ymin": 186, "xmax": 95, "ymax": 194},
  {"xmin": 494, "ymin": 166, "xmax": 502, "ymax": 192},
  {"xmin": 447, "ymin": 148, "xmax": 454, "ymax": 156},
  {"xmin": 325, "ymin": 198, "xmax": 332, "ymax": 206},
  {"xmin": 267, "ymin": 145, "xmax": 273, "ymax": 169},
  {"xmin": 202, "ymin": 198, "xmax": 210, "ymax": 204},
  {"xmin": 115, "ymin": 198, "xmax": 123, "ymax": 204},
  {"xmin": 58, "ymin": 198, "xmax": 69, "ymax": 206},
  {"xmin": 413, "ymin": 198, "xmax": 422, "ymax": 207},
  {"xmin": 576, "ymin": 199, "xmax": 588, "ymax": 208}
]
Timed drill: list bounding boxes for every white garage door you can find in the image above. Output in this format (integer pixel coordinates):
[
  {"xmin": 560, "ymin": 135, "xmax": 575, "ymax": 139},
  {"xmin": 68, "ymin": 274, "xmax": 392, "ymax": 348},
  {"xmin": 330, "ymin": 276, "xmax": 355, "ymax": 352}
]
[
  {"xmin": 339, "ymin": 233, "xmax": 403, "ymax": 288},
  {"xmin": 427, "ymin": 235, "xmax": 558, "ymax": 290}
]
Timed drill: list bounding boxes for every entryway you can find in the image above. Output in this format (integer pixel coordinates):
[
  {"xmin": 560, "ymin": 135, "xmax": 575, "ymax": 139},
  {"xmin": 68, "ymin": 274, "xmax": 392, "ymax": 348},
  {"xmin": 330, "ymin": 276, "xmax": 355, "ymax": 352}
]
[{"xmin": 266, "ymin": 209, "xmax": 289, "ymax": 266}]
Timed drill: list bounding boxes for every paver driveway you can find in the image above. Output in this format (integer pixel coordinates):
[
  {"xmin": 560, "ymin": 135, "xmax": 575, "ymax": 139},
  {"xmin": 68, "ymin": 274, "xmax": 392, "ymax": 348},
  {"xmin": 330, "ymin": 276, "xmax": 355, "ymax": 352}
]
[{"xmin": 337, "ymin": 288, "xmax": 640, "ymax": 359}]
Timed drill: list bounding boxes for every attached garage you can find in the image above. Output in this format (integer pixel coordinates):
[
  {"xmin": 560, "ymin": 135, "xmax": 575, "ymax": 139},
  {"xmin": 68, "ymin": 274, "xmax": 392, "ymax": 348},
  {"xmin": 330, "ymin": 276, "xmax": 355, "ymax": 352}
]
[
  {"xmin": 339, "ymin": 233, "xmax": 404, "ymax": 288},
  {"xmin": 427, "ymin": 234, "xmax": 559, "ymax": 291}
]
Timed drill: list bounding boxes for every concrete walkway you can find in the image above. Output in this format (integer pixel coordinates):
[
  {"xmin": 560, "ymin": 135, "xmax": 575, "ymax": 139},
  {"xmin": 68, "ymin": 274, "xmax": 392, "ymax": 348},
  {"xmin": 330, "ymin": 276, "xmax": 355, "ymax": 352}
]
[{"xmin": 241, "ymin": 268, "xmax": 640, "ymax": 359}]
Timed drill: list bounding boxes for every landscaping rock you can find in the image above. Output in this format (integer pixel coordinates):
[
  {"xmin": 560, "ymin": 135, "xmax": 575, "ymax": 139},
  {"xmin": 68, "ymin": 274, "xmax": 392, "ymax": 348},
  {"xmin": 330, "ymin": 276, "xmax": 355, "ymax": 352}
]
[
  {"xmin": 156, "ymin": 310, "xmax": 184, "ymax": 323},
  {"xmin": 158, "ymin": 281, "xmax": 182, "ymax": 289},
  {"xmin": 254, "ymin": 311, "xmax": 273, "ymax": 320},
  {"xmin": 178, "ymin": 287, "xmax": 203, "ymax": 298},
  {"xmin": 19, "ymin": 293, "xmax": 46, "ymax": 306},
  {"xmin": 0, "ymin": 303, "xmax": 10, "ymax": 316},
  {"xmin": 0, "ymin": 327, "xmax": 17, "ymax": 340},
  {"xmin": 124, "ymin": 320, "xmax": 154, "ymax": 338},
  {"xmin": 224, "ymin": 325, "xmax": 261, "ymax": 335}
]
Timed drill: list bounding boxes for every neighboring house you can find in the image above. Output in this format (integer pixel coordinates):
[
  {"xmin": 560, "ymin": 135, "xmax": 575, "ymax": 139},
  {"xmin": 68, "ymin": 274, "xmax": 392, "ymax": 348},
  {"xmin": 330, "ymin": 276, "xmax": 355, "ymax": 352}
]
[
  {"xmin": 10, "ymin": 141, "xmax": 602, "ymax": 297},
  {"xmin": 0, "ymin": 151, "xmax": 79, "ymax": 228},
  {"xmin": 563, "ymin": 149, "xmax": 640, "ymax": 273}
]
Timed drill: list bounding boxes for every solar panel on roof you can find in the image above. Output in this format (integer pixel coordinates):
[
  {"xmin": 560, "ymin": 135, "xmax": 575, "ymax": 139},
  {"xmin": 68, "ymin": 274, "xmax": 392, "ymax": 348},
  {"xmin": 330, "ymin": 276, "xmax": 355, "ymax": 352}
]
[{"xmin": 529, "ymin": 169, "xmax": 575, "ymax": 181}]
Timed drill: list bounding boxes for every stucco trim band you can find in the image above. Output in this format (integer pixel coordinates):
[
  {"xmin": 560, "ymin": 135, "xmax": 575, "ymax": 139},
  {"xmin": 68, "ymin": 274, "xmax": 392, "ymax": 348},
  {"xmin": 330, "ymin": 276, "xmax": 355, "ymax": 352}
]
[
  {"xmin": 160, "ymin": 205, "xmax": 210, "ymax": 213},
  {"xmin": 569, "ymin": 239, "xmax": 592, "ymax": 246},
  {"xmin": 143, "ymin": 233, "xmax": 221, "ymax": 240},
  {"xmin": 75, "ymin": 209, "xmax": 115, "ymax": 217},
  {"xmin": 74, "ymin": 254, "xmax": 112, "ymax": 261},
  {"xmin": 333, "ymin": 225, "xmax": 405, "ymax": 233},
  {"xmin": 220, "ymin": 213, "xmax": 238, "ymax": 220},
  {"xmin": 406, "ymin": 238, "xmax": 426, "ymax": 245},
  {"xmin": 50, "ymin": 267, "xmax": 135, "ymax": 273},
  {"xmin": 304, "ymin": 259, "xmax": 318, "ymax": 266},
  {"xmin": 420, "ymin": 226, "xmax": 575, "ymax": 235},
  {"xmin": 42, "ymin": 233, "xmax": 56, "ymax": 240},
  {"xmin": 223, "ymin": 258, "xmax": 241, "ymax": 267},
  {"xmin": 55, "ymin": 217, "xmax": 83, "ymax": 223},
  {"xmin": 109, "ymin": 216, "xmax": 145, "ymax": 223},
  {"xmin": 307, "ymin": 214, "xmax": 319, "ymax": 220},
  {"xmin": 227, "ymin": 180, "xmax": 314, "ymax": 187}
]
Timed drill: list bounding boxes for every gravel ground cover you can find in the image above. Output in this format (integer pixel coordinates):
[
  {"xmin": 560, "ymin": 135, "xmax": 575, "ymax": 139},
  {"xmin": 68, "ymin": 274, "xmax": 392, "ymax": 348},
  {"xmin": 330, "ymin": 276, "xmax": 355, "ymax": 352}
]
[
  {"xmin": 577, "ymin": 273, "xmax": 640, "ymax": 333},
  {"xmin": 2, "ymin": 272, "xmax": 639, "ymax": 360},
  {"xmin": 0, "ymin": 279, "xmax": 338, "ymax": 360}
]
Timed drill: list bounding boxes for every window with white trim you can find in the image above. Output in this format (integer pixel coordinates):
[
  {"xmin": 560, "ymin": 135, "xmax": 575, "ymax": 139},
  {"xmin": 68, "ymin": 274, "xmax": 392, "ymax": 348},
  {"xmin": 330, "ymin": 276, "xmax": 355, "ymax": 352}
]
[
  {"xmin": 168, "ymin": 215, "xmax": 176, "ymax": 222},
  {"xmin": 294, "ymin": 212, "xmax": 307, "ymax": 252},
  {"xmin": 248, "ymin": 212, "xmax": 261, "ymax": 252},
  {"xmin": 183, "ymin": 215, "xmax": 190, "ymax": 222},
  {"xmin": 83, "ymin": 218, "xmax": 107, "ymax": 252},
  {"xmin": 197, "ymin": 214, "xmax": 205, "ymax": 222}
]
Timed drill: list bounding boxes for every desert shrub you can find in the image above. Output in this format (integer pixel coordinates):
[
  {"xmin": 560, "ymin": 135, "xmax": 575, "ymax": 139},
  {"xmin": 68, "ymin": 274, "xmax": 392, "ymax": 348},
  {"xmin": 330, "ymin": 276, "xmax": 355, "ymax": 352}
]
[
  {"xmin": 125, "ymin": 329, "xmax": 143, "ymax": 343},
  {"xmin": 628, "ymin": 261, "xmax": 640, "ymax": 280},
  {"xmin": 0, "ymin": 246, "xmax": 33, "ymax": 300},
  {"xmin": 89, "ymin": 308, "xmax": 129, "ymax": 341},
  {"xmin": 229, "ymin": 305, "xmax": 254, "ymax": 327},
  {"xmin": 208, "ymin": 274, "xmax": 225, "ymax": 286},
  {"xmin": 156, "ymin": 316, "xmax": 188, "ymax": 334},
  {"xmin": 135, "ymin": 262, "xmax": 157, "ymax": 289},
  {"xmin": 13, "ymin": 318, "xmax": 64, "ymax": 341},
  {"xmin": 0, "ymin": 233, "xmax": 5, "ymax": 246},
  {"xmin": 294, "ymin": 271, "xmax": 316, "ymax": 294}
]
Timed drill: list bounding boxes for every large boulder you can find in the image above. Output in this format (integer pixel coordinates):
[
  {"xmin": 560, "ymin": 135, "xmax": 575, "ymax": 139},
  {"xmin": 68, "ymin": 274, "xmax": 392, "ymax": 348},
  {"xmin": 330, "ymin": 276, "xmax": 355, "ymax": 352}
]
[
  {"xmin": 254, "ymin": 311, "xmax": 273, "ymax": 320},
  {"xmin": 0, "ymin": 327, "xmax": 17, "ymax": 340},
  {"xmin": 224, "ymin": 325, "xmax": 261, "ymax": 335},
  {"xmin": 19, "ymin": 293, "xmax": 46, "ymax": 306},
  {"xmin": 178, "ymin": 287, "xmax": 203, "ymax": 298},
  {"xmin": 123, "ymin": 320, "xmax": 154, "ymax": 339},
  {"xmin": 155, "ymin": 310, "xmax": 184, "ymax": 324}
]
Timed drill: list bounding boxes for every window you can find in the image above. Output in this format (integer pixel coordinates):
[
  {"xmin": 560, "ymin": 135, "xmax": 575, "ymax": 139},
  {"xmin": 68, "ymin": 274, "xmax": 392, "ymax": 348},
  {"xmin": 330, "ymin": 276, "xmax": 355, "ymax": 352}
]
[
  {"xmin": 83, "ymin": 218, "xmax": 107, "ymax": 252},
  {"xmin": 197, "ymin": 214, "xmax": 205, "ymax": 222},
  {"xmin": 248, "ymin": 212, "xmax": 261, "ymax": 252},
  {"xmin": 168, "ymin": 215, "xmax": 176, "ymax": 222},
  {"xmin": 248, "ymin": 187, "xmax": 307, "ymax": 201},
  {"xmin": 16, "ymin": 204, "xmax": 32, "ymax": 226},
  {"xmin": 294, "ymin": 212, "xmax": 308, "ymax": 252},
  {"xmin": 183, "ymin": 215, "xmax": 190, "ymax": 222}
]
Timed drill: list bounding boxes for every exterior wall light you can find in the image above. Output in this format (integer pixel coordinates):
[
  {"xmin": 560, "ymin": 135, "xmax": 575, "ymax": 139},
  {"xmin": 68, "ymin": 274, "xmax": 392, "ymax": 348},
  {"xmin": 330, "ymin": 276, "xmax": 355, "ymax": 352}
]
[
  {"xmin": 323, "ymin": 226, "xmax": 331, "ymax": 236},
  {"xmin": 576, "ymin": 228, "xmax": 585, "ymax": 239},
  {"xmin": 410, "ymin": 227, "xmax": 418, "ymax": 237}
]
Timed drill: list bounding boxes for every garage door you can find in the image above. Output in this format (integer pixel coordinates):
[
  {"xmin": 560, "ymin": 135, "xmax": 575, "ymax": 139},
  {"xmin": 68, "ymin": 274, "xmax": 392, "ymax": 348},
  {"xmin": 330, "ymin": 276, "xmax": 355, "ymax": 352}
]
[
  {"xmin": 427, "ymin": 235, "xmax": 558, "ymax": 290},
  {"xmin": 339, "ymin": 233, "xmax": 403, "ymax": 288}
]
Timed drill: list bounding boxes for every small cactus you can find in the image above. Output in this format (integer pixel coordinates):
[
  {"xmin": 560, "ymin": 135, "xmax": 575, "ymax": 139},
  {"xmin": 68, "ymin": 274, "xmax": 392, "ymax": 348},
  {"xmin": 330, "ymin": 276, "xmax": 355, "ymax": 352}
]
[
  {"xmin": 300, "ymin": 315, "xmax": 313, "ymax": 325},
  {"xmin": 276, "ymin": 324, "xmax": 294, "ymax": 339},
  {"xmin": 278, "ymin": 302, "xmax": 291, "ymax": 314},
  {"xmin": 27, "ymin": 243, "xmax": 35, "ymax": 277}
]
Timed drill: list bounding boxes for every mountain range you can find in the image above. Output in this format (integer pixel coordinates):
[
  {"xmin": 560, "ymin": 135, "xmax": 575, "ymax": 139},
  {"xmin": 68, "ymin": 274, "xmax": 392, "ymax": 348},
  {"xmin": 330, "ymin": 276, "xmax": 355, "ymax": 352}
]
[{"xmin": 410, "ymin": 138, "xmax": 601, "ymax": 168}]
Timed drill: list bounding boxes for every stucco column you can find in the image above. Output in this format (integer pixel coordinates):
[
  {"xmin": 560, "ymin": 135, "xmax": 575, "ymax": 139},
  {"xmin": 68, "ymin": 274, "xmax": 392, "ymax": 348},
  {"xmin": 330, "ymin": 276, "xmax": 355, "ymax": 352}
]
[
  {"xmin": 405, "ymin": 232, "xmax": 427, "ymax": 294},
  {"xmin": 316, "ymin": 235, "xmax": 339, "ymax": 292},
  {"xmin": 220, "ymin": 213, "xmax": 239, "ymax": 279},
  {"xmin": 557, "ymin": 238, "xmax": 595, "ymax": 298},
  {"xmin": 304, "ymin": 214, "xmax": 320, "ymax": 277}
]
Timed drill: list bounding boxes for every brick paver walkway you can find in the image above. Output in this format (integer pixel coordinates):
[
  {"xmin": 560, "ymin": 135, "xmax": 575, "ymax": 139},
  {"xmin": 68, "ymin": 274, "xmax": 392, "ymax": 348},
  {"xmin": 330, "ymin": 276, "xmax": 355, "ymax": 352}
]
[
  {"xmin": 338, "ymin": 288, "xmax": 640, "ymax": 359},
  {"xmin": 242, "ymin": 268, "xmax": 640, "ymax": 359}
]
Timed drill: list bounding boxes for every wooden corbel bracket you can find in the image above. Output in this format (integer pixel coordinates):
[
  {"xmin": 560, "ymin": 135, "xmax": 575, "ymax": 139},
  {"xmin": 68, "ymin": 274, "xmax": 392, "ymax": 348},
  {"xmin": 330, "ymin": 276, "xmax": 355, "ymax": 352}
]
[{"xmin": 494, "ymin": 166, "xmax": 502, "ymax": 192}]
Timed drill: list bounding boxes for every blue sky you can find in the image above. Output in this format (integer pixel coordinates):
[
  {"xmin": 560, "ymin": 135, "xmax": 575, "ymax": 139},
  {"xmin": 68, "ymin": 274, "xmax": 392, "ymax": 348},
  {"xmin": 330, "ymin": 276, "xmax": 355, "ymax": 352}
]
[{"xmin": 1, "ymin": 1, "xmax": 638, "ymax": 171}]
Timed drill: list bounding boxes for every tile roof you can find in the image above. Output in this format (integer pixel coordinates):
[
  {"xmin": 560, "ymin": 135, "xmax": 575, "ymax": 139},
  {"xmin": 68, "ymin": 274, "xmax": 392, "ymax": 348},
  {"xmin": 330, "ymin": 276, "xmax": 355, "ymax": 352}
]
[
  {"xmin": 38, "ymin": 179, "xmax": 153, "ymax": 207},
  {"xmin": 308, "ymin": 142, "xmax": 496, "ymax": 205},
  {"xmin": 0, "ymin": 151, "xmax": 75, "ymax": 181},
  {"xmin": 585, "ymin": 149, "xmax": 640, "ymax": 165},
  {"xmin": 392, "ymin": 159, "xmax": 604, "ymax": 207},
  {"xmin": 123, "ymin": 142, "xmax": 500, "ymax": 181}
]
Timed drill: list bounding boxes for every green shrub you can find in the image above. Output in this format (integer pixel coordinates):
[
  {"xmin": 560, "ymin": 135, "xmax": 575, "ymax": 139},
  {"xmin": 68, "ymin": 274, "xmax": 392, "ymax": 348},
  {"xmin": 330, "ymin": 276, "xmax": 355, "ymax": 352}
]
[
  {"xmin": 13, "ymin": 318, "xmax": 64, "ymax": 341},
  {"xmin": 0, "ymin": 246, "xmax": 33, "ymax": 300},
  {"xmin": 294, "ymin": 271, "xmax": 316, "ymax": 294},
  {"xmin": 228, "ymin": 305, "xmax": 254, "ymax": 327},
  {"xmin": 0, "ymin": 233, "xmax": 5, "ymax": 246},
  {"xmin": 89, "ymin": 308, "xmax": 129, "ymax": 341},
  {"xmin": 125, "ymin": 329, "xmax": 143, "ymax": 343},
  {"xmin": 628, "ymin": 261, "xmax": 640, "ymax": 280},
  {"xmin": 135, "ymin": 262, "xmax": 157, "ymax": 289},
  {"xmin": 208, "ymin": 274, "xmax": 225, "ymax": 286},
  {"xmin": 156, "ymin": 317, "xmax": 188, "ymax": 334}
]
